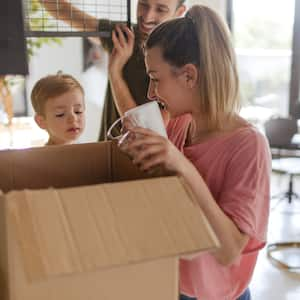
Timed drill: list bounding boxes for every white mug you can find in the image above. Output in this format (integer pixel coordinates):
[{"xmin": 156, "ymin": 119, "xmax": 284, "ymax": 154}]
[{"xmin": 107, "ymin": 101, "xmax": 167, "ymax": 143}]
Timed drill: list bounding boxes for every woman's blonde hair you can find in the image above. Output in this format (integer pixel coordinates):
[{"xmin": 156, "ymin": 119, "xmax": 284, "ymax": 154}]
[
  {"xmin": 31, "ymin": 73, "xmax": 84, "ymax": 116},
  {"xmin": 145, "ymin": 5, "xmax": 240, "ymax": 130}
]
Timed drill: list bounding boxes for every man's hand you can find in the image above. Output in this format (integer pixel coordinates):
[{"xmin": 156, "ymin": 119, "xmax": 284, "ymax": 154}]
[{"xmin": 109, "ymin": 25, "xmax": 135, "ymax": 78}]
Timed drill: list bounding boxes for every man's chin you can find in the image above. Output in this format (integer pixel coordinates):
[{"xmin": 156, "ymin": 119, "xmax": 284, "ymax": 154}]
[{"xmin": 138, "ymin": 24, "xmax": 154, "ymax": 36}]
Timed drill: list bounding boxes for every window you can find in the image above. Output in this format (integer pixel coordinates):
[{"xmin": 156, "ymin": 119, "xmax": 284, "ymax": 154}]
[{"xmin": 232, "ymin": 0, "xmax": 296, "ymax": 125}]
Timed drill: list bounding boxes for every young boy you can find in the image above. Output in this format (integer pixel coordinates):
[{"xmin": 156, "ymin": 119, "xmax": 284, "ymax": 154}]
[{"xmin": 31, "ymin": 73, "xmax": 86, "ymax": 145}]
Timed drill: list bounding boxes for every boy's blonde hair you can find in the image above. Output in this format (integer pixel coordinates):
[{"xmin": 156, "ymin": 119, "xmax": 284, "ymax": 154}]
[
  {"xmin": 145, "ymin": 5, "xmax": 240, "ymax": 130},
  {"xmin": 31, "ymin": 73, "xmax": 84, "ymax": 116}
]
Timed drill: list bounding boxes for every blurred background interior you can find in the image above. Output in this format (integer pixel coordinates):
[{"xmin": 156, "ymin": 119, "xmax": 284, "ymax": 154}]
[
  {"xmin": 1, "ymin": 0, "xmax": 300, "ymax": 147},
  {"xmin": 0, "ymin": 0, "xmax": 300, "ymax": 299}
]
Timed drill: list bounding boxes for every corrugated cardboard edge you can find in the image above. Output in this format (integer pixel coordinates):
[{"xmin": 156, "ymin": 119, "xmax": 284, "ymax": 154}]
[
  {"xmin": 0, "ymin": 150, "xmax": 15, "ymax": 193},
  {"xmin": 178, "ymin": 176, "xmax": 220, "ymax": 249},
  {"xmin": 0, "ymin": 194, "xmax": 10, "ymax": 300}
]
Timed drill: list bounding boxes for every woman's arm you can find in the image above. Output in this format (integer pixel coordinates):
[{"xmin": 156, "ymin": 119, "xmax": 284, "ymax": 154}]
[
  {"xmin": 122, "ymin": 127, "xmax": 249, "ymax": 266},
  {"xmin": 179, "ymin": 159, "xmax": 249, "ymax": 265}
]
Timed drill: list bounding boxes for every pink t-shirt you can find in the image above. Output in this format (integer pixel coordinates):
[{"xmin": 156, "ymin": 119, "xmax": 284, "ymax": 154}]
[{"xmin": 167, "ymin": 114, "xmax": 271, "ymax": 300}]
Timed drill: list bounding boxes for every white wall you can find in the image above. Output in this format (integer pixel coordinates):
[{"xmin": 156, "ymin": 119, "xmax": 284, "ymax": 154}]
[
  {"xmin": 26, "ymin": 38, "xmax": 83, "ymax": 116},
  {"xmin": 26, "ymin": 38, "xmax": 108, "ymax": 143},
  {"xmin": 78, "ymin": 48, "xmax": 108, "ymax": 143}
]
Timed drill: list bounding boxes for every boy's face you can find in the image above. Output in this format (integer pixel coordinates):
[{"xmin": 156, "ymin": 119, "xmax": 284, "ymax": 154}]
[
  {"xmin": 35, "ymin": 88, "xmax": 85, "ymax": 145},
  {"xmin": 136, "ymin": 0, "xmax": 185, "ymax": 38}
]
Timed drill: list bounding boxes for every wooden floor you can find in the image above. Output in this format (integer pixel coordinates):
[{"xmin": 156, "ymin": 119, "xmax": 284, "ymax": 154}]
[{"xmin": 250, "ymin": 174, "xmax": 300, "ymax": 299}]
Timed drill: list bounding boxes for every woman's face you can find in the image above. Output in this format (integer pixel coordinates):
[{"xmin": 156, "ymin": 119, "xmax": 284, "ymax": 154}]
[{"xmin": 145, "ymin": 46, "xmax": 193, "ymax": 118}]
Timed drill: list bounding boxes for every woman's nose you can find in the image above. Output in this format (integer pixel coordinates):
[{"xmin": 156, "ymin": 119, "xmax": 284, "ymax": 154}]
[{"xmin": 147, "ymin": 81, "xmax": 156, "ymax": 100}]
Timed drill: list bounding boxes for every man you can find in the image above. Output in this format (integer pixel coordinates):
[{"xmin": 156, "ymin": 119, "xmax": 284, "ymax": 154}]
[{"xmin": 39, "ymin": 0, "xmax": 186, "ymax": 140}]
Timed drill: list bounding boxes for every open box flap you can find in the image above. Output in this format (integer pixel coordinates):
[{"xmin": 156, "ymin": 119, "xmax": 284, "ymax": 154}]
[{"xmin": 6, "ymin": 177, "xmax": 218, "ymax": 282}]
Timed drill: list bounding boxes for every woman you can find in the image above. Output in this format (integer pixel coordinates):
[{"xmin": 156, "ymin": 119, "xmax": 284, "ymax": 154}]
[{"xmin": 121, "ymin": 5, "xmax": 270, "ymax": 300}]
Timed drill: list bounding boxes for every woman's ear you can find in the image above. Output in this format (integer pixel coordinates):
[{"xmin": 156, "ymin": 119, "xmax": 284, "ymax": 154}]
[
  {"xmin": 34, "ymin": 114, "xmax": 47, "ymax": 130},
  {"xmin": 182, "ymin": 64, "xmax": 199, "ymax": 89}
]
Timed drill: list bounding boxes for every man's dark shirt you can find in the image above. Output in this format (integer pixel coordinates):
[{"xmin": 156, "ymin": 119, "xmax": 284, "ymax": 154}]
[{"xmin": 98, "ymin": 20, "xmax": 149, "ymax": 140}]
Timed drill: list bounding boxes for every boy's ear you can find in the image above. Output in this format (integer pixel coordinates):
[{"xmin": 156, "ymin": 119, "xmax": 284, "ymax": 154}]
[{"xmin": 34, "ymin": 114, "xmax": 47, "ymax": 130}]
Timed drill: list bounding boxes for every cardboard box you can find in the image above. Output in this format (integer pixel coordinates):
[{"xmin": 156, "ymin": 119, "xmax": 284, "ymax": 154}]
[{"xmin": 0, "ymin": 142, "xmax": 219, "ymax": 300}]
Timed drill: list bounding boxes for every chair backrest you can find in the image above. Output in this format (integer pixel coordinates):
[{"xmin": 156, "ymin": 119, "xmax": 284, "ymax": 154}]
[{"xmin": 264, "ymin": 117, "xmax": 298, "ymax": 148}]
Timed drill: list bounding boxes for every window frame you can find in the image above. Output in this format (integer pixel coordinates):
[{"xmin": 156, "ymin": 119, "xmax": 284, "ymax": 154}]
[
  {"xmin": 289, "ymin": 0, "xmax": 300, "ymax": 118},
  {"xmin": 228, "ymin": 0, "xmax": 300, "ymax": 118}
]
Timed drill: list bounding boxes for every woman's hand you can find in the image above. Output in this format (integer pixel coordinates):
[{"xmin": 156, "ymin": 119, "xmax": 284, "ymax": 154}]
[
  {"xmin": 109, "ymin": 25, "xmax": 135, "ymax": 77},
  {"xmin": 119, "ymin": 127, "xmax": 188, "ymax": 175}
]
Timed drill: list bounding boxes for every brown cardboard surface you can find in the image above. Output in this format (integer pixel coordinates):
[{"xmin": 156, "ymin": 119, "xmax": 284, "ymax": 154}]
[
  {"xmin": 0, "ymin": 195, "xmax": 9, "ymax": 300},
  {"xmin": 0, "ymin": 142, "xmax": 112, "ymax": 193},
  {"xmin": 3, "ymin": 191, "xmax": 179, "ymax": 300},
  {"xmin": 7, "ymin": 177, "xmax": 217, "ymax": 282},
  {"xmin": 110, "ymin": 141, "xmax": 152, "ymax": 182},
  {"xmin": 0, "ymin": 141, "xmax": 219, "ymax": 300},
  {"xmin": 11, "ymin": 236, "xmax": 178, "ymax": 300},
  {"xmin": 0, "ymin": 142, "xmax": 157, "ymax": 194}
]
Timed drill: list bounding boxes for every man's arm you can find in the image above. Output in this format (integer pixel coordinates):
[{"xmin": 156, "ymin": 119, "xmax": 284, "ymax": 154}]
[
  {"xmin": 110, "ymin": 73, "xmax": 137, "ymax": 116},
  {"xmin": 109, "ymin": 25, "xmax": 137, "ymax": 115},
  {"xmin": 39, "ymin": 0, "xmax": 98, "ymax": 31}
]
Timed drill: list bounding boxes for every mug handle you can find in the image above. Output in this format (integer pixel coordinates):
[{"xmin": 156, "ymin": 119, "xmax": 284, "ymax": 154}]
[{"xmin": 106, "ymin": 116, "xmax": 125, "ymax": 140}]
